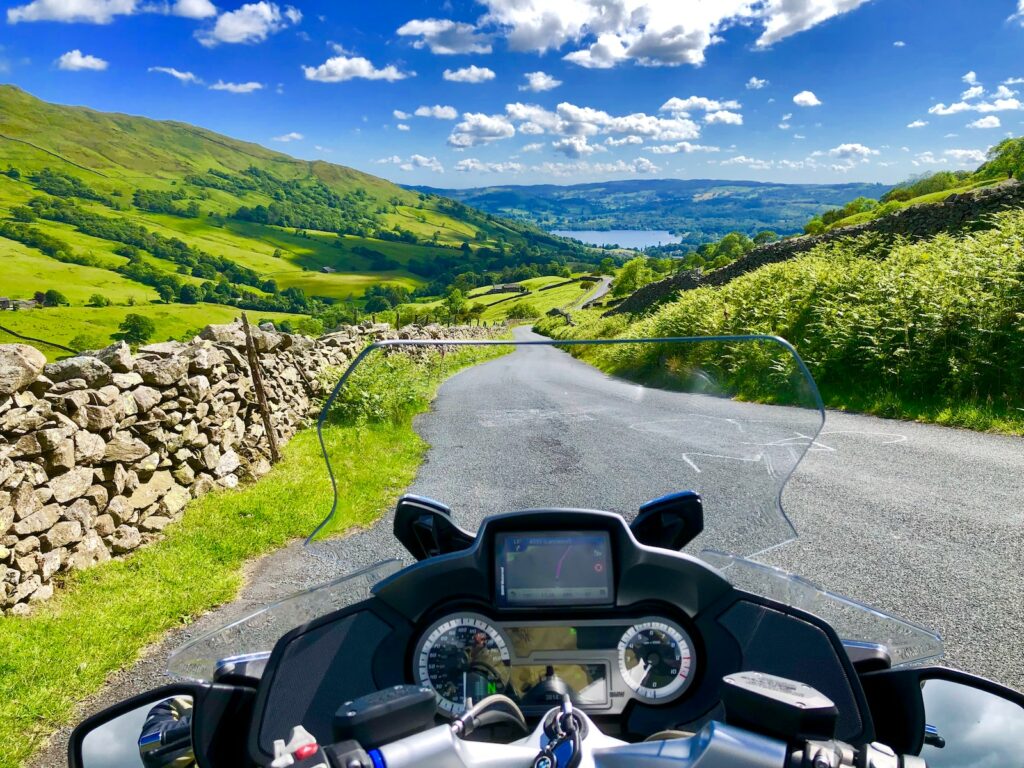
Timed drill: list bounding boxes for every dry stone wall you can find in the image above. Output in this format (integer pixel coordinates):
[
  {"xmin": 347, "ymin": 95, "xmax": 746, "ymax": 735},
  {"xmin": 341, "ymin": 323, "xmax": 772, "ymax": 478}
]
[{"xmin": 0, "ymin": 320, "xmax": 494, "ymax": 615}]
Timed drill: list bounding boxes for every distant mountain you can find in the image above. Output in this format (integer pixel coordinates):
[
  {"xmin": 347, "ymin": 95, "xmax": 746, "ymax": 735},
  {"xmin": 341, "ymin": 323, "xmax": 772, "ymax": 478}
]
[{"xmin": 410, "ymin": 178, "xmax": 893, "ymax": 248}]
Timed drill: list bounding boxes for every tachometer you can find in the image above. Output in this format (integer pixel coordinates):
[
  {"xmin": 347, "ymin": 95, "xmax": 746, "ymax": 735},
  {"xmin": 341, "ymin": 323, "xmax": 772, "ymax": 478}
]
[
  {"xmin": 415, "ymin": 614, "xmax": 511, "ymax": 714},
  {"xmin": 617, "ymin": 619, "xmax": 695, "ymax": 701}
]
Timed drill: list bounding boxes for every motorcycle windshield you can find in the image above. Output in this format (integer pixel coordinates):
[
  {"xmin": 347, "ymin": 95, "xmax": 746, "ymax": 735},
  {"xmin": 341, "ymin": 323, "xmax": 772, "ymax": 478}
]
[
  {"xmin": 168, "ymin": 332, "xmax": 941, "ymax": 681},
  {"xmin": 310, "ymin": 333, "xmax": 824, "ymax": 558}
]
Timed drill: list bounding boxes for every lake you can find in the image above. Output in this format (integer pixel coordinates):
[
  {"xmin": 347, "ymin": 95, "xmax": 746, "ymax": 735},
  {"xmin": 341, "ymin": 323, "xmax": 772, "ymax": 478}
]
[{"xmin": 550, "ymin": 229, "xmax": 683, "ymax": 249}]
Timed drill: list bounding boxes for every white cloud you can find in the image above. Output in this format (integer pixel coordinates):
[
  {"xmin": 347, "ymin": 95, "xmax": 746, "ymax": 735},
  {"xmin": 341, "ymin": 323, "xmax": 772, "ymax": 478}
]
[
  {"xmin": 992, "ymin": 84, "xmax": 1018, "ymax": 99},
  {"xmin": 1004, "ymin": 77, "xmax": 1024, "ymax": 85},
  {"xmin": 393, "ymin": 109, "xmax": 410, "ymax": 120},
  {"xmin": 414, "ymin": 104, "xmax": 458, "ymax": 119},
  {"xmin": 443, "ymin": 65, "xmax": 495, "ymax": 83},
  {"xmin": 827, "ymin": 142, "xmax": 878, "ymax": 160},
  {"xmin": 476, "ymin": 0, "xmax": 870, "ymax": 68},
  {"xmin": 56, "ymin": 49, "xmax": 108, "ymax": 71},
  {"xmin": 447, "ymin": 112, "xmax": 516, "ymax": 147},
  {"xmin": 520, "ymin": 71, "xmax": 562, "ymax": 92},
  {"xmin": 929, "ymin": 98, "xmax": 1022, "ymax": 115},
  {"xmin": 606, "ymin": 135, "xmax": 644, "ymax": 146},
  {"xmin": 755, "ymin": 0, "xmax": 872, "ymax": 47},
  {"xmin": 660, "ymin": 96, "xmax": 742, "ymax": 114},
  {"xmin": 945, "ymin": 148, "xmax": 986, "ymax": 164},
  {"xmin": 646, "ymin": 141, "xmax": 719, "ymax": 154},
  {"xmin": 455, "ymin": 158, "xmax": 523, "ymax": 173},
  {"xmin": 968, "ymin": 115, "xmax": 1000, "ymax": 129},
  {"xmin": 913, "ymin": 151, "xmax": 946, "ymax": 166},
  {"xmin": 1011, "ymin": 0, "xmax": 1024, "ymax": 23},
  {"xmin": 746, "ymin": 76, "xmax": 768, "ymax": 89},
  {"xmin": 705, "ymin": 109, "xmax": 743, "ymax": 125},
  {"xmin": 400, "ymin": 154, "xmax": 444, "ymax": 173},
  {"xmin": 396, "ymin": 123, "xmax": 410, "ymax": 131},
  {"xmin": 170, "ymin": 0, "xmax": 215, "ymax": 18},
  {"xmin": 552, "ymin": 135, "xmax": 601, "ymax": 157},
  {"xmin": 209, "ymin": 80, "xmax": 263, "ymax": 93},
  {"xmin": 273, "ymin": 132, "xmax": 303, "ymax": 142},
  {"xmin": 9, "ymin": 0, "xmax": 135, "ymax": 23},
  {"xmin": 962, "ymin": 70, "xmax": 979, "ymax": 85},
  {"xmin": 149, "ymin": 66, "xmax": 200, "ymax": 84},
  {"xmin": 303, "ymin": 56, "xmax": 412, "ymax": 83},
  {"xmin": 197, "ymin": 2, "xmax": 301, "ymax": 47},
  {"xmin": 906, "ymin": 119, "xmax": 928, "ymax": 128},
  {"xmin": 778, "ymin": 121, "xmax": 790, "ymax": 130},
  {"xmin": 533, "ymin": 158, "xmax": 660, "ymax": 176},
  {"xmin": 720, "ymin": 154, "xmax": 774, "ymax": 170},
  {"xmin": 505, "ymin": 101, "xmax": 701, "ymax": 143},
  {"xmin": 961, "ymin": 84, "xmax": 984, "ymax": 100},
  {"xmin": 893, "ymin": 40, "xmax": 905, "ymax": 47},
  {"xmin": 521, "ymin": 142, "xmax": 545, "ymax": 152},
  {"xmin": 793, "ymin": 90, "xmax": 822, "ymax": 107},
  {"xmin": 396, "ymin": 18, "xmax": 491, "ymax": 54}
]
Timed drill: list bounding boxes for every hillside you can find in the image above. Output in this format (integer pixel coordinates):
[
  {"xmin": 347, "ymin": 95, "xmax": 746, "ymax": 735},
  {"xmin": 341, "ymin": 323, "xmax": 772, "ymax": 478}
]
[
  {"xmin": 410, "ymin": 178, "xmax": 892, "ymax": 247},
  {"xmin": 0, "ymin": 85, "xmax": 587, "ymax": 354}
]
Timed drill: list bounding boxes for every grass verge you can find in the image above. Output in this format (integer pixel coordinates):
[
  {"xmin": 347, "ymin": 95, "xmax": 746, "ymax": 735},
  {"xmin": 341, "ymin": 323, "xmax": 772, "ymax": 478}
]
[{"xmin": 0, "ymin": 342, "xmax": 505, "ymax": 768}]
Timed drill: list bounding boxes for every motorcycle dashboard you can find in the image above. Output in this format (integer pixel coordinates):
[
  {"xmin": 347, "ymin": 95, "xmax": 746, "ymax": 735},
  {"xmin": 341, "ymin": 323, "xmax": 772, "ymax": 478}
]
[{"xmin": 248, "ymin": 510, "xmax": 871, "ymax": 762}]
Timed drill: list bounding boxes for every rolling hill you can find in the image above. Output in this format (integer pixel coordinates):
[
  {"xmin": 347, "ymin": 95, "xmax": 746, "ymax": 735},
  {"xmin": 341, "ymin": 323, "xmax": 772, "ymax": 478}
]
[
  {"xmin": 411, "ymin": 178, "xmax": 893, "ymax": 248},
  {"xmin": 0, "ymin": 85, "xmax": 587, "ymax": 354}
]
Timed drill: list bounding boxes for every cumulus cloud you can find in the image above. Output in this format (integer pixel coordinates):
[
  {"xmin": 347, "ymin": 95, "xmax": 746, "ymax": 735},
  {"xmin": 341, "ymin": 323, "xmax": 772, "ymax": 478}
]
[
  {"xmin": 720, "ymin": 155, "xmax": 774, "ymax": 170},
  {"xmin": 893, "ymin": 40, "xmax": 905, "ymax": 47},
  {"xmin": 468, "ymin": 0, "xmax": 869, "ymax": 69},
  {"xmin": 9, "ymin": 0, "xmax": 135, "ymax": 24},
  {"xmin": 962, "ymin": 70, "xmax": 979, "ymax": 86},
  {"xmin": 660, "ymin": 96, "xmax": 742, "ymax": 114},
  {"xmin": 455, "ymin": 158, "xmax": 523, "ymax": 173},
  {"xmin": 928, "ymin": 97, "xmax": 1021, "ymax": 115},
  {"xmin": 396, "ymin": 18, "xmax": 492, "ymax": 54},
  {"xmin": 520, "ymin": 71, "xmax": 562, "ymax": 92},
  {"xmin": 746, "ymin": 76, "xmax": 768, "ymax": 89},
  {"xmin": 827, "ymin": 142, "xmax": 878, "ymax": 160},
  {"xmin": 414, "ymin": 104, "xmax": 458, "ymax": 119},
  {"xmin": 645, "ymin": 141, "xmax": 719, "ymax": 154},
  {"xmin": 393, "ymin": 110, "xmax": 410, "ymax": 120},
  {"xmin": 968, "ymin": 115, "xmax": 1000, "ymax": 129},
  {"xmin": 533, "ymin": 158, "xmax": 659, "ymax": 176},
  {"xmin": 303, "ymin": 56, "xmax": 412, "ymax": 83},
  {"xmin": 169, "ymin": 0, "xmax": 215, "ymax": 18},
  {"xmin": 401, "ymin": 154, "xmax": 444, "ymax": 172},
  {"xmin": 506, "ymin": 101, "xmax": 701, "ymax": 143},
  {"xmin": 56, "ymin": 49, "xmax": 108, "ymax": 70},
  {"xmin": 396, "ymin": 123, "xmax": 410, "ymax": 131},
  {"xmin": 521, "ymin": 142, "xmax": 545, "ymax": 152},
  {"xmin": 945, "ymin": 148, "xmax": 986, "ymax": 164},
  {"xmin": 149, "ymin": 66, "xmax": 201, "ymax": 84},
  {"xmin": 606, "ymin": 135, "xmax": 644, "ymax": 146},
  {"xmin": 273, "ymin": 132, "xmax": 303, "ymax": 142},
  {"xmin": 793, "ymin": 90, "xmax": 822, "ymax": 106},
  {"xmin": 961, "ymin": 84, "xmax": 984, "ymax": 100},
  {"xmin": 197, "ymin": 2, "xmax": 301, "ymax": 47},
  {"xmin": 552, "ymin": 135, "xmax": 602, "ymax": 157},
  {"xmin": 447, "ymin": 112, "xmax": 516, "ymax": 147},
  {"xmin": 906, "ymin": 119, "xmax": 927, "ymax": 128},
  {"xmin": 755, "ymin": 0, "xmax": 872, "ymax": 48},
  {"xmin": 443, "ymin": 65, "xmax": 496, "ymax": 83},
  {"xmin": 209, "ymin": 80, "xmax": 263, "ymax": 93},
  {"xmin": 705, "ymin": 109, "xmax": 743, "ymax": 125}
]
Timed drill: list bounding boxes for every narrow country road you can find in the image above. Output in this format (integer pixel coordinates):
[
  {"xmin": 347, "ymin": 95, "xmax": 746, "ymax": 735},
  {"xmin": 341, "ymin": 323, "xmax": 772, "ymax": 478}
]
[{"xmin": 33, "ymin": 328, "xmax": 1024, "ymax": 765}]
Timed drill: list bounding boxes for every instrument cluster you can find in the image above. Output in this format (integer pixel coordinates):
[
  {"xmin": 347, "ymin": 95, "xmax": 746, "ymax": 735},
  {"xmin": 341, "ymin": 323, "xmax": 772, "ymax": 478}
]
[{"xmin": 413, "ymin": 612, "xmax": 698, "ymax": 716}]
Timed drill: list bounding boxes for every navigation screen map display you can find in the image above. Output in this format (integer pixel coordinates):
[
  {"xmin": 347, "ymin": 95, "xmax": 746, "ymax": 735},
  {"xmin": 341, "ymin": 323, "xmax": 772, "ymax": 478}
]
[{"xmin": 495, "ymin": 531, "xmax": 613, "ymax": 607}]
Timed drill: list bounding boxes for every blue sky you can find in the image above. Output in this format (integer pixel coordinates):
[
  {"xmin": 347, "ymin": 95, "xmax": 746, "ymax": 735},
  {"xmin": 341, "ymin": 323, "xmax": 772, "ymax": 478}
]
[{"xmin": 2, "ymin": 0, "xmax": 1024, "ymax": 187}]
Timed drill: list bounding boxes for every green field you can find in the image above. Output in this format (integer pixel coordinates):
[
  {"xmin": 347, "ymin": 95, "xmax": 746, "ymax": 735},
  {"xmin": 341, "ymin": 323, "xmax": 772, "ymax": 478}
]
[
  {"xmin": 0, "ymin": 304, "xmax": 304, "ymax": 357},
  {"xmin": 401, "ymin": 275, "xmax": 602, "ymax": 322},
  {"xmin": 0, "ymin": 84, "xmax": 590, "ymax": 351}
]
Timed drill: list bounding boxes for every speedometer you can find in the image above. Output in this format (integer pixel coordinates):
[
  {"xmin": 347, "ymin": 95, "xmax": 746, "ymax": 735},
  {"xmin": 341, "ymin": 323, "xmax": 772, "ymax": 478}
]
[
  {"xmin": 415, "ymin": 614, "xmax": 511, "ymax": 715},
  {"xmin": 618, "ymin": 619, "xmax": 695, "ymax": 701}
]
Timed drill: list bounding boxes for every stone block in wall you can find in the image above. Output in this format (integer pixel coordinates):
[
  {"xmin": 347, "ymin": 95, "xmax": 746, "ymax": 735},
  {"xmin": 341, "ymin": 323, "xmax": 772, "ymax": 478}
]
[
  {"xmin": 0, "ymin": 344, "xmax": 46, "ymax": 396},
  {"xmin": 44, "ymin": 356, "xmax": 112, "ymax": 386},
  {"xmin": 49, "ymin": 467, "xmax": 94, "ymax": 504},
  {"xmin": 95, "ymin": 341, "xmax": 134, "ymax": 373},
  {"xmin": 126, "ymin": 471, "xmax": 174, "ymax": 510},
  {"xmin": 13, "ymin": 505, "xmax": 60, "ymax": 536},
  {"xmin": 110, "ymin": 525, "xmax": 141, "ymax": 554},
  {"xmin": 135, "ymin": 356, "xmax": 189, "ymax": 387}
]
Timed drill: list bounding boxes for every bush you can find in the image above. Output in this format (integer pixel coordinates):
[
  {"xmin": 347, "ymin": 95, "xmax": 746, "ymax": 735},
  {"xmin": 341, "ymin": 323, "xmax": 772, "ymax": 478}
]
[
  {"xmin": 88, "ymin": 294, "xmax": 112, "ymax": 307},
  {"xmin": 118, "ymin": 313, "xmax": 156, "ymax": 345},
  {"xmin": 505, "ymin": 300, "xmax": 541, "ymax": 320},
  {"xmin": 69, "ymin": 333, "xmax": 109, "ymax": 352}
]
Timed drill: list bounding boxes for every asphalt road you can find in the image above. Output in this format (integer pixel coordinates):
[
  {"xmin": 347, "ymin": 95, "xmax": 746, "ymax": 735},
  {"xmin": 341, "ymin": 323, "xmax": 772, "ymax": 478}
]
[{"xmin": 33, "ymin": 329, "xmax": 1024, "ymax": 765}]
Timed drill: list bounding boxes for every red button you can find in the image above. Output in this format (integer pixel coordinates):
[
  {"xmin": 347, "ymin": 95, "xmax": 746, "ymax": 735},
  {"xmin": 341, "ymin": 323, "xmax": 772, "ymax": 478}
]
[{"xmin": 294, "ymin": 744, "xmax": 318, "ymax": 760}]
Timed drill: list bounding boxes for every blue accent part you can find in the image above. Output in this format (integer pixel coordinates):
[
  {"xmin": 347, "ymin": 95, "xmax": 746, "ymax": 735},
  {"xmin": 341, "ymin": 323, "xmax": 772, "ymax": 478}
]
[{"xmin": 368, "ymin": 749, "xmax": 386, "ymax": 768}]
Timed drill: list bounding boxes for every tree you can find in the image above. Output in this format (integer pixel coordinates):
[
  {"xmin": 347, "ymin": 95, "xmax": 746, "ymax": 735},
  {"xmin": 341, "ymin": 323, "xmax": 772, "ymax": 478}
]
[
  {"xmin": 155, "ymin": 283, "xmax": 176, "ymax": 303},
  {"xmin": 753, "ymin": 230, "xmax": 779, "ymax": 245},
  {"xmin": 599, "ymin": 257, "xmax": 616, "ymax": 274},
  {"xmin": 119, "ymin": 313, "xmax": 156, "ymax": 345},
  {"xmin": 612, "ymin": 257, "xmax": 656, "ymax": 298},
  {"xmin": 11, "ymin": 206, "xmax": 36, "ymax": 222},
  {"xmin": 505, "ymin": 301, "xmax": 540, "ymax": 320},
  {"xmin": 804, "ymin": 217, "xmax": 826, "ymax": 235},
  {"xmin": 979, "ymin": 137, "xmax": 1024, "ymax": 180},
  {"xmin": 444, "ymin": 289, "xmax": 467, "ymax": 321},
  {"xmin": 179, "ymin": 284, "xmax": 202, "ymax": 304},
  {"xmin": 69, "ymin": 333, "xmax": 107, "ymax": 352},
  {"xmin": 292, "ymin": 316, "xmax": 324, "ymax": 336},
  {"xmin": 43, "ymin": 289, "xmax": 69, "ymax": 306},
  {"xmin": 88, "ymin": 293, "xmax": 112, "ymax": 307},
  {"xmin": 365, "ymin": 295, "xmax": 390, "ymax": 313}
]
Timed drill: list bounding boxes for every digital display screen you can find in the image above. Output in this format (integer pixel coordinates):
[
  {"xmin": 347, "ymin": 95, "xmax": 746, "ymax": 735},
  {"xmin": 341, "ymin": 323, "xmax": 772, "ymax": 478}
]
[
  {"xmin": 495, "ymin": 531, "xmax": 613, "ymax": 607},
  {"xmin": 509, "ymin": 663, "xmax": 608, "ymax": 708}
]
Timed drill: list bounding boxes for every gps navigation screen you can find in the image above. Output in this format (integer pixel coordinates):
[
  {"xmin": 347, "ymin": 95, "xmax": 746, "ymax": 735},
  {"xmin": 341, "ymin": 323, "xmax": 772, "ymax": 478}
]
[{"xmin": 495, "ymin": 531, "xmax": 613, "ymax": 607}]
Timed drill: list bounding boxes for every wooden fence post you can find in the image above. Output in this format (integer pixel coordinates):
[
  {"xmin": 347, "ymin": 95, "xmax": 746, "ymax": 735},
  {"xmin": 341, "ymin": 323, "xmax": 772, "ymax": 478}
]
[{"xmin": 241, "ymin": 312, "xmax": 281, "ymax": 464}]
